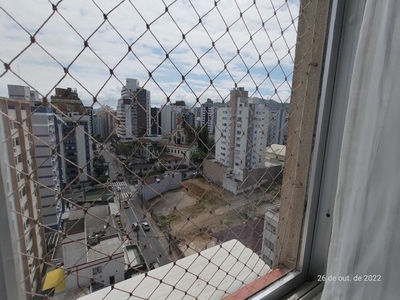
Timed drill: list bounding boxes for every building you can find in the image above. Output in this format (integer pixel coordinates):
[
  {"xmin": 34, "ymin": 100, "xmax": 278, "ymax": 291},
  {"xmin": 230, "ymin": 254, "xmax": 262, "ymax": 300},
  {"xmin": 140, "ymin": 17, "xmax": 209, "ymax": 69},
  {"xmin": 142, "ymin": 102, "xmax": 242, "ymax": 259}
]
[
  {"xmin": 8, "ymin": 85, "xmax": 64, "ymax": 231},
  {"xmin": 138, "ymin": 172, "xmax": 182, "ymax": 201},
  {"xmin": 51, "ymin": 87, "xmax": 85, "ymax": 114},
  {"xmin": 159, "ymin": 101, "xmax": 188, "ymax": 136},
  {"xmin": 261, "ymin": 204, "xmax": 280, "ymax": 267},
  {"xmin": 51, "ymin": 88, "xmax": 93, "ymax": 185},
  {"xmin": 93, "ymin": 106, "xmax": 116, "ymax": 140},
  {"xmin": 116, "ymin": 79, "xmax": 151, "ymax": 141},
  {"xmin": 265, "ymin": 144, "xmax": 286, "ymax": 163},
  {"xmin": 215, "ymin": 88, "xmax": 270, "ymax": 181},
  {"xmin": 264, "ymin": 99, "xmax": 289, "ymax": 146},
  {"xmin": 57, "ymin": 112, "xmax": 93, "ymax": 184},
  {"xmin": 150, "ymin": 107, "xmax": 162, "ymax": 136},
  {"xmin": 0, "ymin": 97, "xmax": 47, "ymax": 298},
  {"xmin": 30, "ymin": 105, "xmax": 64, "ymax": 231},
  {"xmin": 163, "ymin": 143, "xmax": 198, "ymax": 166},
  {"xmin": 200, "ymin": 98, "xmax": 218, "ymax": 135},
  {"xmin": 7, "ymin": 84, "xmax": 40, "ymax": 102},
  {"xmin": 61, "ymin": 206, "xmax": 127, "ymax": 291}
]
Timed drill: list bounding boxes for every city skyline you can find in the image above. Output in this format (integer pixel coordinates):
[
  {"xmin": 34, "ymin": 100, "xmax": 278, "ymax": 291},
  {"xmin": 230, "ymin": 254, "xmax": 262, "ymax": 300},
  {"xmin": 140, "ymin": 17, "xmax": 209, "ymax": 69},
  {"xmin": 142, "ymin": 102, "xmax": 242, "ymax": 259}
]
[{"xmin": 0, "ymin": 0, "xmax": 297, "ymax": 108}]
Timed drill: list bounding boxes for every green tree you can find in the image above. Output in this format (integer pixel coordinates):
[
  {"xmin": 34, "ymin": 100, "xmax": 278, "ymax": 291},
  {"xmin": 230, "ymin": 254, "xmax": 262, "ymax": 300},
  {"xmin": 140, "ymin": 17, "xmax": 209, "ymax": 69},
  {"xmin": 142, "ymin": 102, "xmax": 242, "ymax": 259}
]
[
  {"xmin": 93, "ymin": 155, "xmax": 107, "ymax": 176},
  {"xmin": 183, "ymin": 121, "xmax": 196, "ymax": 144},
  {"xmin": 191, "ymin": 150, "xmax": 208, "ymax": 164},
  {"xmin": 196, "ymin": 125, "xmax": 209, "ymax": 152}
]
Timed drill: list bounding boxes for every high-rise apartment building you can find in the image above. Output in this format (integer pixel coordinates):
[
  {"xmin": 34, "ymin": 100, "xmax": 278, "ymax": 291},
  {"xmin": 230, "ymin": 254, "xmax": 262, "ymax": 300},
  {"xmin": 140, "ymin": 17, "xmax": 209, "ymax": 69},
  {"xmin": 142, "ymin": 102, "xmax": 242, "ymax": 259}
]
[
  {"xmin": 264, "ymin": 99, "xmax": 289, "ymax": 146},
  {"xmin": 30, "ymin": 106, "xmax": 63, "ymax": 231},
  {"xmin": 116, "ymin": 78, "xmax": 151, "ymax": 141},
  {"xmin": 215, "ymin": 88, "xmax": 270, "ymax": 181},
  {"xmin": 57, "ymin": 112, "xmax": 93, "ymax": 184},
  {"xmin": 160, "ymin": 101, "xmax": 187, "ymax": 136},
  {"xmin": 0, "ymin": 97, "xmax": 46, "ymax": 298},
  {"xmin": 93, "ymin": 106, "xmax": 116, "ymax": 140},
  {"xmin": 150, "ymin": 107, "xmax": 162, "ymax": 135},
  {"xmin": 51, "ymin": 88, "xmax": 93, "ymax": 185},
  {"xmin": 200, "ymin": 98, "xmax": 217, "ymax": 135},
  {"xmin": 8, "ymin": 85, "xmax": 64, "ymax": 231}
]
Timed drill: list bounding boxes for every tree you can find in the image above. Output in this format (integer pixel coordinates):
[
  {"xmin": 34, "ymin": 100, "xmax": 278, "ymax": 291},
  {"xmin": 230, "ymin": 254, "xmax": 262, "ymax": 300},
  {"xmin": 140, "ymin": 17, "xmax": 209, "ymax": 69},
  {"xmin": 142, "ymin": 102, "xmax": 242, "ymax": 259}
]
[
  {"xmin": 206, "ymin": 137, "xmax": 215, "ymax": 156},
  {"xmin": 196, "ymin": 125, "xmax": 209, "ymax": 152},
  {"xmin": 93, "ymin": 155, "xmax": 107, "ymax": 177},
  {"xmin": 183, "ymin": 121, "xmax": 196, "ymax": 144},
  {"xmin": 191, "ymin": 150, "xmax": 208, "ymax": 164}
]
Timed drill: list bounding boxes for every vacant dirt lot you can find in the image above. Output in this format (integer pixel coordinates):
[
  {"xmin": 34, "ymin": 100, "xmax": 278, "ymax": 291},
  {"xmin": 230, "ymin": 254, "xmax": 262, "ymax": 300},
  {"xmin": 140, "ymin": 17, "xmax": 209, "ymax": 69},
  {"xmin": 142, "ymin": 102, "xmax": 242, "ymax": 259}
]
[{"xmin": 147, "ymin": 178, "xmax": 280, "ymax": 256}]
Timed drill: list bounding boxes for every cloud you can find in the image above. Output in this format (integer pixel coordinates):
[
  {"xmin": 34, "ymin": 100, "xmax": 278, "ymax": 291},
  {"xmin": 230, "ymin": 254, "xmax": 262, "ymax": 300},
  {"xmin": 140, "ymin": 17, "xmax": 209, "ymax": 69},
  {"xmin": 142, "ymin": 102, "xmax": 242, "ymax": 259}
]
[{"xmin": 0, "ymin": 0, "xmax": 299, "ymax": 109}]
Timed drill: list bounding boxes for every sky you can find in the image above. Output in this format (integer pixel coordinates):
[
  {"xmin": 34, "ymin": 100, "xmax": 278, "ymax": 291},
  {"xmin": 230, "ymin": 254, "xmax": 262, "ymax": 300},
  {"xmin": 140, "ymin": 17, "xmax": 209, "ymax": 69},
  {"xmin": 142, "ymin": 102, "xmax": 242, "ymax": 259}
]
[{"xmin": 0, "ymin": 0, "xmax": 299, "ymax": 109}]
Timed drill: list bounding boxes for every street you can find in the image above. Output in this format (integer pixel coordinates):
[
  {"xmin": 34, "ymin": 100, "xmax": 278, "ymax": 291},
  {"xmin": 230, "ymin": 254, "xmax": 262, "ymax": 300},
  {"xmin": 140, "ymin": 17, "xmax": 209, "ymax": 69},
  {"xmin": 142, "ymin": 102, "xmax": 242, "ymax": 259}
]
[{"xmin": 101, "ymin": 145, "xmax": 172, "ymax": 268}]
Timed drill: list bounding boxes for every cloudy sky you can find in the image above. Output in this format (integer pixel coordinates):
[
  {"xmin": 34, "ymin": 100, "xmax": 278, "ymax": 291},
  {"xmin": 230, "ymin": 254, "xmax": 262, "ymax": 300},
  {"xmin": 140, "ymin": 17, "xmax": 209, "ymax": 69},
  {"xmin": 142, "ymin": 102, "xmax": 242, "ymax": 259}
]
[{"xmin": 0, "ymin": 0, "xmax": 299, "ymax": 109}]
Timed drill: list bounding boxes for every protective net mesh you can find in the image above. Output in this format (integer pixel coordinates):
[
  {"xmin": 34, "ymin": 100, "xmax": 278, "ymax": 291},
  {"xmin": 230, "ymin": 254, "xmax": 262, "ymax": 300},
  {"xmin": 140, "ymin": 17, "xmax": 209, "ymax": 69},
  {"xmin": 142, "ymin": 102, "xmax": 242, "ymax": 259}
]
[{"xmin": 0, "ymin": 0, "xmax": 319, "ymax": 299}]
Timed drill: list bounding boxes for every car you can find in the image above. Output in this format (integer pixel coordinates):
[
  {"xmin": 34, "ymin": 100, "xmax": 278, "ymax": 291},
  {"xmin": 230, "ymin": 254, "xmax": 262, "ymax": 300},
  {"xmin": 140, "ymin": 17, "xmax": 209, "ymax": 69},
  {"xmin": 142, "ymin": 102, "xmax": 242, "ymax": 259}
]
[
  {"xmin": 116, "ymin": 187, "xmax": 122, "ymax": 192},
  {"xmin": 112, "ymin": 178, "xmax": 117, "ymax": 183},
  {"xmin": 123, "ymin": 201, "xmax": 129, "ymax": 209},
  {"xmin": 149, "ymin": 261, "xmax": 159, "ymax": 270},
  {"xmin": 117, "ymin": 175, "xmax": 124, "ymax": 182},
  {"xmin": 131, "ymin": 222, "xmax": 139, "ymax": 231},
  {"xmin": 141, "ymin": 222, "xmax": 150, "ymax": 231}
]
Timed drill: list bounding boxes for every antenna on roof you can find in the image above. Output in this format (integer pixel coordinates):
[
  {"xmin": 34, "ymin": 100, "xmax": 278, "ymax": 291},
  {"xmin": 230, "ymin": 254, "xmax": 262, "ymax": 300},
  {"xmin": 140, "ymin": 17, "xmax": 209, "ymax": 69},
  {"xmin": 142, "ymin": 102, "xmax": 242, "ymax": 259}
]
[{"xmin": 17, "ymin": 64, "xmax": 22, "ymax": 86}]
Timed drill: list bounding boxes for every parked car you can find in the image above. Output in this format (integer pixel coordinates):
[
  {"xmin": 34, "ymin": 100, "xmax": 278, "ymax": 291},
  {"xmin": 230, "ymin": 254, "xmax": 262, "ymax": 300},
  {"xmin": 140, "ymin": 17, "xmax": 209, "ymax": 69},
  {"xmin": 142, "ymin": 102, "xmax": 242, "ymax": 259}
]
[
  {"xmin": 131, "ymin": 222, "xmax": 139, "ymax": 231},
  {"xmin": 141, "ymin": 222, "xmax": 150, "ymax": 231}
]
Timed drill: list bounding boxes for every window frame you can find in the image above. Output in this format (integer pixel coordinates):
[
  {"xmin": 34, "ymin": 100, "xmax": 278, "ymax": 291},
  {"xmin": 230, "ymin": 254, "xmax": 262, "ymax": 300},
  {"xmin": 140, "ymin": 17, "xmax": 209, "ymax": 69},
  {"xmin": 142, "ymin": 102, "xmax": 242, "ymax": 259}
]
[{"xmin": 247, "ymin": 0, "xmax": 360, "ymax": 298}]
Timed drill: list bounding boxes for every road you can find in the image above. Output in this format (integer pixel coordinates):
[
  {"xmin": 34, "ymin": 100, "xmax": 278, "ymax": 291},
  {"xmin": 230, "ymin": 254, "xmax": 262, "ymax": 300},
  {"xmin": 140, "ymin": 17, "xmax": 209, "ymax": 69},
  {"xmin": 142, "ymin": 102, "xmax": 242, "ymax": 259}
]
[{"xmin": 102, "ymin": 145, "xmax": 171, "ymax": 268}]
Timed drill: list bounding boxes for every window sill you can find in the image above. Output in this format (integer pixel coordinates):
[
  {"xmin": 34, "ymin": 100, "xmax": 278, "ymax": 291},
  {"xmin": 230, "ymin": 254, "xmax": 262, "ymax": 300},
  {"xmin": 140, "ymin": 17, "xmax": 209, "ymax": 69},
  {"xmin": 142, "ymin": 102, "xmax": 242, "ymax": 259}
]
[{"xmin": 222, "ymin": 267, "xmax": 290, "ymax": 300}]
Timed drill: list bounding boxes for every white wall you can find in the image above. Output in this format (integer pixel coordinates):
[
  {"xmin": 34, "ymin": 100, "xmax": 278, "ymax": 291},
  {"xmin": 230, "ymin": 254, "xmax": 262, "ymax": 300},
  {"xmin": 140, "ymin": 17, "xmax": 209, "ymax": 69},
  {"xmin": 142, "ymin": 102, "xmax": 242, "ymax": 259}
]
[{"xmin": 139, "ymin": 173, "xmax": 182, "ymax": 201}]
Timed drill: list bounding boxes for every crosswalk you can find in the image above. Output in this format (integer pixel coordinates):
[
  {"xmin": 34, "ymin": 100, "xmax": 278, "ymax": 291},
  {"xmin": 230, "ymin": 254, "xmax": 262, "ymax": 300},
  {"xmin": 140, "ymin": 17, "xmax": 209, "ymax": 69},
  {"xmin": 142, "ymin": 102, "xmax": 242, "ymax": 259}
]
[
  {"xmin": 119, "ymin": 192, "xmax": 131, "ymax": 199},
  {"xmin": 111, "ymin": 181, "xmax": 127, "ymax": 187}
]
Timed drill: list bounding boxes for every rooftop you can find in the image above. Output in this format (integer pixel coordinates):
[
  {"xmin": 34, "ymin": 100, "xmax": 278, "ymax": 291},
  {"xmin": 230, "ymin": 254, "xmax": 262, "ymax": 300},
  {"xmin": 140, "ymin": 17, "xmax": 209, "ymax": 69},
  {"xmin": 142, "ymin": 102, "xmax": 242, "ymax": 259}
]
[
  {"xmin": 87, "ymin": 237, "xmax": 124, "ymax": 261},
  {"xmin": 64, "ymin": 219, "xmax": 85, "ymax": 235},
  {"xmin": 143, "ymin": 175, "xmax": 164, "ymax": 185},
  {"xmin": 125, "ymin": 244, "xmax": 145, "ymax": 267},
  {"xmin": 266, "ymin": 144, "xmax": 286, "ymax": 157},
  {"xmin": 163, "ymin": 155, "xmax": 183, "ymax": 162}
]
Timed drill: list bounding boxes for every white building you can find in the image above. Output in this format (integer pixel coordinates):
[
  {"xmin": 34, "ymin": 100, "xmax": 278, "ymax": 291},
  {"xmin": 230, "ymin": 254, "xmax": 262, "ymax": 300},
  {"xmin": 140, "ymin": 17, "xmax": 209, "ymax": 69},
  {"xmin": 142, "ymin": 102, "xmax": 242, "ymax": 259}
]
[
  {"xmin": 261, "ymin": 204, "xmax": 280, "ymax": 267},
  {"xmin": 117, "ymin": 79, "xmax": 151, "ymax": 141},
  {"xmin": 159, "ymin": 102, "xmax": 187, "ymax": 136},
  {"xmin": 30, "ymin": 106, "xmax": 63, "ymax": 231},
  {"xmin": 62, "ymin": 206, "xmax": 126, "ymax": 291},
  {"xmin": 215, "ymin": 88, "xmax": 270, "ymax": 182},
  {"xmin": 0, "ymin": 97, "xmax": 46, "ymax": 297},
  {"xmin": 7, "ymin": 84, "xmax": 39, "ymax": 102}
]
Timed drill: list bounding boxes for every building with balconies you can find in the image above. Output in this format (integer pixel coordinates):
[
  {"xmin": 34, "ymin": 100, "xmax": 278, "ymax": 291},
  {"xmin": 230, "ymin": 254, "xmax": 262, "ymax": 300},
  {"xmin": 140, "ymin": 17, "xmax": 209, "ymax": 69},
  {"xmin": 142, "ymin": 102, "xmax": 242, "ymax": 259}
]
[{"xmin": 0, "ymin": 97, "xmax": 47, "ymax": 297}]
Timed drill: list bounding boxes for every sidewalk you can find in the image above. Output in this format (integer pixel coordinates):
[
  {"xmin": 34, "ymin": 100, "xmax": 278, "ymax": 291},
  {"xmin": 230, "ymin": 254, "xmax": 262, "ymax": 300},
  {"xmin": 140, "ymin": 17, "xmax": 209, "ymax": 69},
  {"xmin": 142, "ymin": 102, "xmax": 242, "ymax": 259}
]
[{"xmin": 145, "ymin": 211, "xmax": 181, "ymax": 262}]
